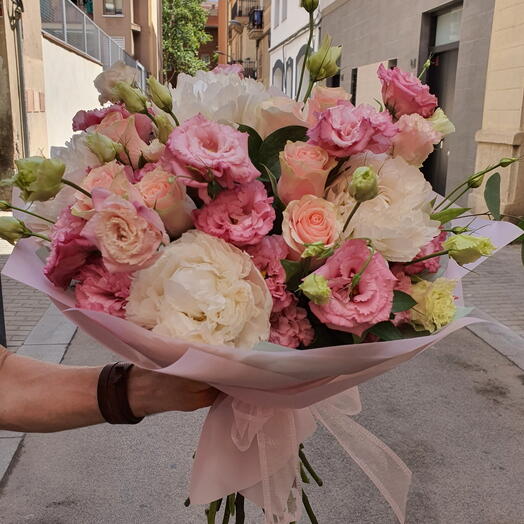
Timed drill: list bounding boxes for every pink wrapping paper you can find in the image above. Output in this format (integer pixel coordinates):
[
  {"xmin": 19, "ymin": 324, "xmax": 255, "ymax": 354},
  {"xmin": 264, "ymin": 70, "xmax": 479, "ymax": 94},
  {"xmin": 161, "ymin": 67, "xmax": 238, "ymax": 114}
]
[{"xmin": 3, "ymin": 218, "xmax": 522, "ymax": 523}]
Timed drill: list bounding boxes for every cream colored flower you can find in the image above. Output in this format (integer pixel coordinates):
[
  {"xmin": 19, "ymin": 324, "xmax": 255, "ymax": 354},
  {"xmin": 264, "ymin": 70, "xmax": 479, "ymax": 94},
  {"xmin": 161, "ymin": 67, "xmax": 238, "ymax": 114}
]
[
  {"xmin": 410, "ymin": 278, "xmax": 457, "ymax": 332},
  {"xmin": 126, "ymin": 230, "xmax": 272, "ymax": 348},
  {"xmin": 94, "ymin": 61, "xmax": 138, "ymax": 104}
]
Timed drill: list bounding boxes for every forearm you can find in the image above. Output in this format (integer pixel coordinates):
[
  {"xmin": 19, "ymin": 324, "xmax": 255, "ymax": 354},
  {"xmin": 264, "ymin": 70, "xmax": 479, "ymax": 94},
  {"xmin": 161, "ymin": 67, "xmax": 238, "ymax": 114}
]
[{"xmin": 0, "ymin": 348, "xmax": 104, "ymax": 433}]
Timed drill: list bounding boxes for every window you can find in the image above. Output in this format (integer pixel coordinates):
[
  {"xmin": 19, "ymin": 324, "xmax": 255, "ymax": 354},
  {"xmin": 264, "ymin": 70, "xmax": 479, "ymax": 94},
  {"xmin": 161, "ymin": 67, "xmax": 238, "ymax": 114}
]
[
  {"xmin": 285, "ymin": 58, "xmax": 293, "ymax": 97},
  {"xmin": 274, "ymin": 0, "xmax": 280, "ymax": 28},
  {"xmin": 350, "ymin": 68, "xmax": 358, "ymax": 105},
  {"xmin": 272, "ymin": 60, "xmax": 284, "ymax": 91},
  {"xmin": 282, "ymin": 0, "xmax": 287, "ymax": 21},
  {"xmin": 435, "ymin": 6, "xmax": 462, "ymax": 47},
  {"xmin": 104, "ymin": 0, "xmax": 123, "ymax": 15},
  {"xmin": 295, "ymin": 45, "xmax": 310, "ymax": 100}
]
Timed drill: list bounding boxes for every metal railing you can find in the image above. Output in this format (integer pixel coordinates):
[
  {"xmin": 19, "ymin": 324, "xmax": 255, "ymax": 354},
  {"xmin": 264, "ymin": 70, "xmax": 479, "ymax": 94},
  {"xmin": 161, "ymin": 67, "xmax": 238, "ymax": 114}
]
[
  {"xmin": 232, "ymin": 0, "xmax": 261, "ymax": 19},
  {"xmin": 40, "ymin": 0, "xmax": 146, "ymax": 88}
]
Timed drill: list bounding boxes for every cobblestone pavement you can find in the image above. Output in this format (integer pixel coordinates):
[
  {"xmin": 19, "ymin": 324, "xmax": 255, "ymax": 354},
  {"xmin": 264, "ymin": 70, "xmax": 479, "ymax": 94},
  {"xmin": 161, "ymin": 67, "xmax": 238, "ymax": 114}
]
[{"xmin": 462, "ymin": 244, "xmax": 524, "ymax": 339}]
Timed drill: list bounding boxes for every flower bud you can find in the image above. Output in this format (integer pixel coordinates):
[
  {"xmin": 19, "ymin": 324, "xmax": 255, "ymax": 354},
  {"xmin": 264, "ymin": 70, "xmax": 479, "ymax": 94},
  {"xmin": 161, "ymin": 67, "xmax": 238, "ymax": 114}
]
[
  {"xmin": 349, "ymin": 166, "xmax": 379, "ymax": 202},
  {"xmin": 307, "ymin": 36, "xmax": 342, "ymax": 82},
  {"xmin": 467, "ymin": 174, "xmax": 483, "ymax": 189},
  {"xmin": 147, "ymin": 76, "xmax": 173, "ymax": 113},
  {"xmin": 443, "ymin": 234, "xmax": 495, "ymax": 265},
  {"xmin": 500, "ymin": 157, "xmax": 519, "ymax": 168},
  {"xmin": 299, "ymin": 273, "xmax": 331, "ymax": 305},
  {"xmin": 86, "ymin": 132, "xmax": 124, "ymax": 163},
  {"xmin": 300, "ymin": 0, "xmax": 319, "ymax": 13},
  {"xmin": 451, "ymin": 226, "xmax": 469, "ymax": 235},
  {"xmin": 154, "ymin": 112, "xmax": 175, "ymax": 144},
  {"xmin": 0, "ymin": 217, "xmax": 32, "ymax": 244},
  {"xmin": 301, "ymin": 241, "xmax": 334, "ymax": 259},
  {"xmin": 114, "ymin": 81, "xmax": 148, "ymax": 114},
  {"xmin": 11, "ymin": 157, "xmax": 65, "ymax": 202},
  {"xmin": 427, "ymin": 108, "xmax": 455, "ymax": 136}
]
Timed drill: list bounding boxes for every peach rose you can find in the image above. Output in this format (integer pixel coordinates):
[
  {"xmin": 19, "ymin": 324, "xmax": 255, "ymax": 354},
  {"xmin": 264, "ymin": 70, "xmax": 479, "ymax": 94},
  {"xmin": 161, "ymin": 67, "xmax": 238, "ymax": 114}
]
[
  {"xmin": 306, "ymin": 86, "xmax": 351, "ymax": 126},
  {"xmin": 81, "ymin": 188, "xmax": 169, "ymax": 273},
  {"xmin": 257, "ymin": 97, "xmax": 308, "ymax": 138},
  {"xmin": 277, "ymin": 141, "xmax": 337, "ymax": 205},
  {"xmin": 136, "ymin": 163, "xmax": 195, "ymax": 237},
  {"xmin": 282, "ymin": 195, "xmax": 341, "ymax": 256}
]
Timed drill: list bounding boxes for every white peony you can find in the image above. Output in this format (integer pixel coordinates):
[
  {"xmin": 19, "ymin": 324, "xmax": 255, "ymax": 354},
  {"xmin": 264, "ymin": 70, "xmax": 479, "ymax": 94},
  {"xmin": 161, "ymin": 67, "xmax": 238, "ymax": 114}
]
[
  {"xmin": 126, "ymin": 230, "xmax": 272, "ymax": 348},
  {"xmin": 326, "ymin": 154, "xmax": 440, "ymax": 262},
  {"xmin": 170, "ymin": 70, "xmax": 273, "ymax": 132}
]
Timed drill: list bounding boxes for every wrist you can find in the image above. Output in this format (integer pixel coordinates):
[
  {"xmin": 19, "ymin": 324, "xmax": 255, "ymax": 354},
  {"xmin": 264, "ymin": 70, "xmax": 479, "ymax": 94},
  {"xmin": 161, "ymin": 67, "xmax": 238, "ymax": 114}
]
[{"xmin": 127, "ymin": 366, "xmax": 157, "ymax": 418}]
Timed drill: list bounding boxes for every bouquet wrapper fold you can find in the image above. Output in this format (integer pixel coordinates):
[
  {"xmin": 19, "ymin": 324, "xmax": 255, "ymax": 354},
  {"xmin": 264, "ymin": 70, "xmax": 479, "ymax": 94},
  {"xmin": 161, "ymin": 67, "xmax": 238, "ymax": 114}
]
[{"xmin": 4, "ymin": 218, "xmax": 521, "ymax": 523}]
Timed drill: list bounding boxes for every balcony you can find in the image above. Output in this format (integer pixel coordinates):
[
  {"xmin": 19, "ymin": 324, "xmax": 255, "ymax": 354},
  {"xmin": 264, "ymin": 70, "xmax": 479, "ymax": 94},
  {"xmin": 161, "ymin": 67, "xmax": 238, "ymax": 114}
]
[
  {"xmin": 232, "ymin": 59, "xmax": 257, "ymax": 80},
  {"xmin": 248, "ymin": 8, "xmax": 264, "ymax": 40},
  {"xmin": 231, "ymin": 0, "xmax": 260, "ymax": 22}
]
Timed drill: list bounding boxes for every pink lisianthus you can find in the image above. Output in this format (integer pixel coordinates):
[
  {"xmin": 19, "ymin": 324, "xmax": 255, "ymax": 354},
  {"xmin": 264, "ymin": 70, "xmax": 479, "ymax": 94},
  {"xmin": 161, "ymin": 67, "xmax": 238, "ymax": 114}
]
[
  {"xmin": 193, "ymin": 180, "xmax": 275, "ymax": 247},
  {"xmin": 44, "ymin": 207, "xmax": 96, "ymax": 288},
  {"xmin": 392, "ymin": 113, "xmax": 442, "ymax": 166},
  {"xmin": 81, "ymin": 188, "xmax": 169, "ymax": 272},
  {"xmin": 211, "ymin": 63, "xmax": 244, "ymax": 78},
  {"xmin": 136, "ymin": 162, "xmax": 195, "ymax": 237},
  {"xmin": 310, "ymin": 239, "xmax": 397, "ymax": 337},
  {"xmin": 277, "ymin": 141, "xmax": 337, "ymax": 205},
  {"xmin": 404, "ymin": 230, "xmax": 447, "ymax": 275},
  {"xmin": 72, "ymin": 104, "xmax": 129, "ymax": 132},
  {"xmin": 305, "ymin": 86, "xmax": 351, "ymax": 126},
  {"xmin": 163, "ymin": 114, "xmax": 259, "ymax": 192},
  {"xmin": 75, "ymin": 257, "xmax": 132, "ymax": 318},
  {"xmin": 391, "ymin": 266, "xmax": 413, "ymax": 327},
  {"xmin": 245, "ymin": 235, "xmax": 294, "ymax": 313},
  {"xmin": 377, "ymin": 64, "xmax": 438, "ymax": 119},
  {"xmin": 307, "ymin": 102, "xmax": 398, "ymax": 158},
  {"xmin": 269, "ymin": 300, "xmax": 315, "ymax": 348}
]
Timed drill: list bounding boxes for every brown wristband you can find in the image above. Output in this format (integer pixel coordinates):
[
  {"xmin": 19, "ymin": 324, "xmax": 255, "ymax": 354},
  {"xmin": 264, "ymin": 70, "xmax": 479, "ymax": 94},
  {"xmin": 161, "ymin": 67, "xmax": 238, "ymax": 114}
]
[{"xmin": 97, "ymin": 363, "xmax": 144, "ymax": 425}]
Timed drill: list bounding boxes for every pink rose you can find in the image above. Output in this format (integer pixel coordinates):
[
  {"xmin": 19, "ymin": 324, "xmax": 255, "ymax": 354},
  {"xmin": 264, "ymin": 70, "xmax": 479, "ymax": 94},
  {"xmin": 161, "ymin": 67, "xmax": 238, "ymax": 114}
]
[
  {"xmin": 75, "ymin": 257, "xmax": 132, "ymax": 318},
  {"xmin": 307, "ymin": 102, "xmax": 398, "ymax": 158},
  {"xmin": 269, "ymin": 300, "xmax": 315, "ymax": 348},
  {"xmin": 392, "ymin": 113, "xmax": 442, "ymax": 166},
  {"xmin": 282, "ymin": 195, "xmax": 341, "ymax": 256},
  {"xmin": 310, "ymin": 239, "xmax": 397, "ymax": 336},
  {"xmin": 211, "ymin": 63, "xmax": 244, "ymax": 78},
  {"xmin": 193, "ymin": 180, "xmax": 275, "ymax": 247},
  {"xmin": 81, "ymin": 188, "xmax": 169, "ymax": 272},
  {"xmin": 306, "ymin": 86, "xmax": 351, "ymax": 126},
  {"xmin": 136, "ymin": 163, "xmax": 195, "ymax": 237},
  {"xmin": 72, "ymin": 160, "xmax": 129, "ymax": 216},
  {"xmin": 258, "ymin": 97, "xmax": 308, "ymax": 138},
  {"xmin": 277, "ymin": 141, "xmax": 337, "ymax": 205},
  {"xmin": 391, "ymin": 266, "xmax": 412, "ymax": 327},
  {"xmin": 245, "ymin": 235, "xmax": 294, "ymax": 313},
  {"xmin": 95, "ymin": 112, "xmax": 154, "ymax": 168},
  {"xmin": 403, "ymin": 230, "xmax": 447, "ymax": 275},
  {"xmin": 162, "ymin": 114, "xmax": 259, "ymax": 192},
  {"xmin": 377, "ymin": 64, "xmax": 438, "ymax": 118},
  {"xmin": 72, "ymin": 104, "xmax": 129, "ymax": 132},
  {"xmin": 44, "ymin": 207, "xmax": 96, "ymax": 288}
]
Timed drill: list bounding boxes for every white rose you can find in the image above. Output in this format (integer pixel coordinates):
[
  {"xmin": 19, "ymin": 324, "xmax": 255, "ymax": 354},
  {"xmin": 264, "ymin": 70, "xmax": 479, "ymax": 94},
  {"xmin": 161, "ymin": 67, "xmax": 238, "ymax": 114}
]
[
  {"xmin": 126, "ymin": 230, "xmax": 272, "ymax": 348},
  {"xmin": 326, "ymin": 154, "xmax": 440, "ymax": 262},
  {"xmin": 94, "ymin": 61, "xmax": 138, "ymax": 104}
]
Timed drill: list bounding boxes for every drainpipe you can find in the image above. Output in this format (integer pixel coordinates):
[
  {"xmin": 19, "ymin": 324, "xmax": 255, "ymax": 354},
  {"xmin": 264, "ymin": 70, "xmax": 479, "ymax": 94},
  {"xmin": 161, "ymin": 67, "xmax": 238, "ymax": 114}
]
[{"xmin": 9, "ymin": 0, "xmax": 29, "ymax": 157}]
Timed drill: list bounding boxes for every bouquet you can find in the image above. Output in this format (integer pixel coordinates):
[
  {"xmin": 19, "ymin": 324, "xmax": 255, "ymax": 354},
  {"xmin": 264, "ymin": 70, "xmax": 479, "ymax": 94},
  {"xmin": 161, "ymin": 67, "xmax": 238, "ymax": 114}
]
[{"xmin": 2, "ymin": 9, "xmax": 523, "ymax": 522}]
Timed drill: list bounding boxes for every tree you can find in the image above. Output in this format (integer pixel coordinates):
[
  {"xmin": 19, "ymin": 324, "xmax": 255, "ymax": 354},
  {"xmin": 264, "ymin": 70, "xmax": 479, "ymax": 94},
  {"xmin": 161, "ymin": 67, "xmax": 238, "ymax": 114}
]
[{"xmin": 163, "ymin": 0, "xmax": 212, "ymax": 83}]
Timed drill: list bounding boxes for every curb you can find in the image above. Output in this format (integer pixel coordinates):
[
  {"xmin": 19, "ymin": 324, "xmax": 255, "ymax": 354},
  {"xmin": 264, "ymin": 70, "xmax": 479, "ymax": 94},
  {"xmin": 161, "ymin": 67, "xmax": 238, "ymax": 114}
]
[
  {"xmin": 0, "ymin": 304, "xmax": 77, "ymax": 485},
  {"xmin": 466, "ymin": 309, "xmax": 524, "ymax": 371}
]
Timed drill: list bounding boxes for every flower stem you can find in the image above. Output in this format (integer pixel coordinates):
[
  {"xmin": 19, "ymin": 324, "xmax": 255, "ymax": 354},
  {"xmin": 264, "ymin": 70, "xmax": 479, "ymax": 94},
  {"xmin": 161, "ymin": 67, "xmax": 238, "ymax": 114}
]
[
  {"xmin": 302, "ymin": 490, "xmax": 319, "ymax": 524},
  {"xmin": 221, "ymin": 500, "xmax": 231, "ymax": 524},
  {"xmin": 299, "ymin": 447, "xmax": 323, "ymax": 487},
  {"xmin": 169, "ymin": 109, "xmax": 180, "ymax": 127},
  {"xmin": 439, "ymin": 186, "xmax": 469, "ymax": 211},
  {"xmin": 404, "ymin": 249, "xmax": 448, "ymax": 266},
  {"xmin": 1, "ymin": 203, "xmax": 55, "ymax": 224},
  {"xmin": 142, "ymin": 109, "xmax": 157, "ymax": 124},
  {"xmin": 31, "ymin": 232, "xmax": 51, "ymax": 242},
  {"xmin": 302, "ymin": 80, "xmax": 315, "ymax": 104},
  {"xmin": 62, "ymin": 178, "xmax": 91, "ymax": 198},
  {"xmin": 296, "ymin": 11, "xmax": 315, "ymax": 102},
  {"xmin": 234, "ymin": 494, "xmax": 245, "ymax": 524},
  {"xmin": 207, "ymin": 500, "xmax": 219, "ymax": 524},
  {"xmin": 343, "ymin": 201, "xmax": 362, "ymax": 233}
]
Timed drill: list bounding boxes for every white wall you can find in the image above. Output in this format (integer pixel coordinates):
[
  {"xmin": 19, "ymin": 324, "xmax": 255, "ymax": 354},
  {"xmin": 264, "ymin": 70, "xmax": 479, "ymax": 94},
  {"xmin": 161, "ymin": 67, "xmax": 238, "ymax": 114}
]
[
  {"xmin": 271, "ymin": 0, "xmax": 309, "ymax": 49},
  {"xmin": 355, "ymin": 61, "xmax": 387, "ymax": 107},
  {"xmin": 42, "ymin": 38, "xmax": 103, "ymax": 148}
]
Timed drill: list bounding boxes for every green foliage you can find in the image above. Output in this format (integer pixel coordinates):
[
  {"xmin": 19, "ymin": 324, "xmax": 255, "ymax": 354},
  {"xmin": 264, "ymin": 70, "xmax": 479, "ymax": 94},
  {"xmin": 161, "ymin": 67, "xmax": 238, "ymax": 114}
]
[
  {"xmin": 237, "ymin": 124, "xmax": 263, "ymax": 168},
  {"xmin": 430, "ymin": 207, "xmax": 470, "ymax": 224},
  {"xmin": 368, "ymin": 321, "xmax": 403, "ymax": 341},
  {"xmin": 162, "ymin": 0, "xmax": 212, "ymax": 80},
  {"xmin": 391, "ymin": 290, "xmax": 417, "ymax": 314},
  {"xmin": 484, "ymin": 172, "xmax": 501, "ymax": 220}
]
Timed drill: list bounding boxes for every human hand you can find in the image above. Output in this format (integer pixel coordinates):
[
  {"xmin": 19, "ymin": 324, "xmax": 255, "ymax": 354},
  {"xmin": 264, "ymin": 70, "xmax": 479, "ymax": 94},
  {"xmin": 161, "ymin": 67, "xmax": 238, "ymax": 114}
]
[{"xmin": 127, "ymin": 367, "xmax": 219, "ymax": 417}]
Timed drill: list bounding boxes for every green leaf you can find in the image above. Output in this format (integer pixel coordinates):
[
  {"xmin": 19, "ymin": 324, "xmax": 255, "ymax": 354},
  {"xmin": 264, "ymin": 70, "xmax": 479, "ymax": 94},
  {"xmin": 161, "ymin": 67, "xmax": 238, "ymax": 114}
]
[
  {"xmin": 258, "ymin": 126, "xmax": 308, "ymax": 176},
  {"xmin": 237, "ymin": 124, "xmax": 262, "ymax": 169},
  {"xmin": 430, "ymin": 207, "xmax": 470, "ymax": 224},
  {"xmin": 368, "ymin": 321, "xmax": 403, "ymax": 341},
  {"xmin": 260, "ymin": 164, "xmax": 285, "ymax": 212},
  {"xmin": 281, "ymin": 259, "xmax": 302, "ymax": 288},
  {"xmin": 391, "ymin": 290, "xmax": 417, "ymax": 313},
  {"xmin": 484, "ymin": 172, "xmax": 501, "ymax": 220}
]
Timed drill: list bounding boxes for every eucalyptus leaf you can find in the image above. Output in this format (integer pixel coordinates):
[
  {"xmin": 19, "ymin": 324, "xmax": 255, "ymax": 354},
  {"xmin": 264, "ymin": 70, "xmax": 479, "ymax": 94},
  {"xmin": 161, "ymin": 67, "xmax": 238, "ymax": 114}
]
[
  {"xmin": 430, "ymin": 207, "xmax": 470, "ymax": 224},
  {"xmin": 368, "ymin": 321, "xmax": 403, "ymax": 341},
  {"xmin": 484, "ymin": 172, "xmax": 501, "ymax": 220},
  {"xmin": 391, "ymin": 290, "xmax": 417, "ymax": 313},
  {"xmin": 260, "ymin": 164, "xmax": 285, "ymax": 212},
  {"xmin": 259, "ymin": 126, "xmax": 308, "ymax": 176},
  {"xmin": 237, "ymin": 124, "xmax": 262, "ymax": 169}
]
